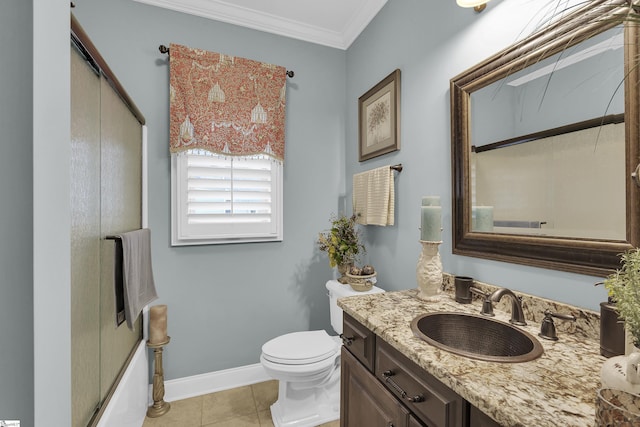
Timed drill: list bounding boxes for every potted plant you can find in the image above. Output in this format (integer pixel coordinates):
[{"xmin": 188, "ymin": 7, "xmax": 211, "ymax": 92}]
[
  {"xmin": 605, "ymin": 248, "xmax": 640, "ymax": 349},
  {"xmin": 601, "ymin": 248, "xmax": 640, "ymax": 393},
  {"xmin": 317, "ymin": 214, "xmax": 365, "ymax": 283}
]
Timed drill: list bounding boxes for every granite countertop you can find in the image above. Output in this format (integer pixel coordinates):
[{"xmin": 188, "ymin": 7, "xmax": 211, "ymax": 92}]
[{"xmin": 338, "ymin": 287, "xmax": 606, "ymax": 427}]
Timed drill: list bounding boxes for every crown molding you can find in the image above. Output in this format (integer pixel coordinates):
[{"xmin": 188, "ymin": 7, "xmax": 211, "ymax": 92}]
[
  {"xmin": 340, "ymin": 0, "xmax": 387, "ymax": 48},
  {"xmin": 132, "ymin": 0, "xmax": 387, "ymax": 50}
]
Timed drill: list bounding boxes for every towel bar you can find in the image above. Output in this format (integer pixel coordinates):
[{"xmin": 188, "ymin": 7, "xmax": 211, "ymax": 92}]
[{"xmin": 105, "ymin": 229, "xmax": 145, "ymax": 240}]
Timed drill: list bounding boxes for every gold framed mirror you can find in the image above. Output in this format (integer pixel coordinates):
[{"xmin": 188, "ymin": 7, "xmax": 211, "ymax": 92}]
[{"xmin": 451, "ymin": 0, "xmax": 640, "ymax": 276}]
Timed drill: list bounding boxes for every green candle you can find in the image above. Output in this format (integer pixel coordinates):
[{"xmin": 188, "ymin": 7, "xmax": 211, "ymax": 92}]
[
  {"xmin": 421, "ymin": 205, "xmax": 442, "ymax": 241},
  {"xmin": 421, "ymin": 196, "xmax": 441, "ymax": 206}
]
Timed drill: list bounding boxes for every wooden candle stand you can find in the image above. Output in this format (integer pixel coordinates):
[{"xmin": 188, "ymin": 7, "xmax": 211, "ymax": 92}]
[{"xmin": 147, "ymin": 337, "xmax": 171, "ymax": 418}]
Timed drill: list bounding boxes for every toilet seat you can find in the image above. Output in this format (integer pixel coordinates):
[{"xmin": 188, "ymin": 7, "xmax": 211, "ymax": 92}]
[{"xmin": 262, "ymin": 330, "xmax": 339, "ymax": 365}]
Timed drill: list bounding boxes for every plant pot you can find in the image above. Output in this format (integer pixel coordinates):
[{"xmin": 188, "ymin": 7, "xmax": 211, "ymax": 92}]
[
  {"xmin": 345, "ymin": 272, "xmax": 377, "ymax": 292},
  {"xmin": 601, "ymin": 340, "xmax": 640, "ymax": 395},
  {"xmin": 337, "ymin": 263, "xmax": 353, "ymax": 284}
]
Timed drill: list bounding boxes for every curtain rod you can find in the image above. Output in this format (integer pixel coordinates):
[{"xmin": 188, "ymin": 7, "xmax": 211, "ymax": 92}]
[
  {"xmin": 391, "ymin": 164, "xmax": 403, "ymax": 172},
  {"xmin": 159, "ymin": 45, "xmax": 295, "ymax": 78}
]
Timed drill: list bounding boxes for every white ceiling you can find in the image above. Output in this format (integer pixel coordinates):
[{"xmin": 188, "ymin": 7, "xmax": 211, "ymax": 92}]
[{"xmin": 133, "ymin": 0, "xmax": 388, "ymax": 50}]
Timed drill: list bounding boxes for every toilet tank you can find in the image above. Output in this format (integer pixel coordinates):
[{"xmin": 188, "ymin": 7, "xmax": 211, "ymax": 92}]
[{"xmin": 326, "ymin": 280, "xmax": 385, "ymax": 335}]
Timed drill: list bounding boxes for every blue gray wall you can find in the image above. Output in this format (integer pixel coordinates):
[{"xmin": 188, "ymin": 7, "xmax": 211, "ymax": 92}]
[
  {"xmin": 73, "ymin": 0, "xmax": 347, "ymax": 380},
  {"xmin": 346, "ymin": 0, "xmax": 608, "ymax": 312},
  {"xmin": 0, "ymin": 1, "xmax": 34, "ymax": 425}
]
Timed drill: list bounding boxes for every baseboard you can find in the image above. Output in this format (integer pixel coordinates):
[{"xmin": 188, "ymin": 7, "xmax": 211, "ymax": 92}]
[{"xmin": 154, "ymin": 363, "xmax": 272, "ymax": 403}]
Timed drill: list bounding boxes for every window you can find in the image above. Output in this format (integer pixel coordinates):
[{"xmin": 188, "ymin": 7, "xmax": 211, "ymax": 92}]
[{"xmin": 171, "ymin": 149, "xmax": 283, "ymax": 245}]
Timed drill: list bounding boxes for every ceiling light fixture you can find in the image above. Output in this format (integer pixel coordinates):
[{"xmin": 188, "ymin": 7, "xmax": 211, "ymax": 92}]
[{"xmin": 457, "ymin": 0, "xmax": 490, "ymax": 12}]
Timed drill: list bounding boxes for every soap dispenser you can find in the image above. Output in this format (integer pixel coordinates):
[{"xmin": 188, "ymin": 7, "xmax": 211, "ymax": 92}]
[{"xmin": 599, "ymin": 294, "xmax": 625, "ymax": 358}]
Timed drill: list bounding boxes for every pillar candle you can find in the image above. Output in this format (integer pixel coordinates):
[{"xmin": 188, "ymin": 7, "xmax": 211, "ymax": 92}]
[
  {"xmin": 421, "ymin": 206, "xmax": 442, "ymax": 241},
  {"xmin": 149, "ymin": 305, "xmax": 168, "ymax": 344},
  {"xmin": 421, "ymin": 196, "xmax": 441, "ymax": 206}
]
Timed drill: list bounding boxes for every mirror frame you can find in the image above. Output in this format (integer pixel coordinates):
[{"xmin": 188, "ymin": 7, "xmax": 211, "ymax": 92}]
[{"xmin": 451, "ymin": 0, "xmax": 640, "ymax": 277}]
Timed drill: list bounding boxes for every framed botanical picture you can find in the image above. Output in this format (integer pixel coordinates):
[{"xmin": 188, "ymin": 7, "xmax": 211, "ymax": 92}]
[{"xmin": 358, "ymin": 69, "xmax": 401, "ymax": 162}]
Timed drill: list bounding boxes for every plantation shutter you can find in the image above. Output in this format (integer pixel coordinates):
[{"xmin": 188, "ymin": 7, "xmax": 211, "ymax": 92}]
[
  {"xmin": 185, "ymin": 150, "xmax": 273, "ymax": 224},
  {"xmin": 173, "ymin": 150, "xmax": 282, "ymax": 244}
]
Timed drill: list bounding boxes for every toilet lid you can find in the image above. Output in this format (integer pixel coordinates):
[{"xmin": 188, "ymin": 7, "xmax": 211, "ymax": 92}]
[{"xmin": 262, "ymin": 330, "xmax": 339, "ymax": 365}]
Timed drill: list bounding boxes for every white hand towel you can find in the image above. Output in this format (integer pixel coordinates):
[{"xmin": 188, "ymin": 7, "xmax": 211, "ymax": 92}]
[{"xmin": 353, "ymin": 166, "xmax": 395, "ymax": 226}]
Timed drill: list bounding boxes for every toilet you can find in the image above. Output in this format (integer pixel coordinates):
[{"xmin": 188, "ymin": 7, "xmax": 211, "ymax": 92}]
[{"xmin": 260, "ymin": 279, "xmax": 385, "ymax": 427}]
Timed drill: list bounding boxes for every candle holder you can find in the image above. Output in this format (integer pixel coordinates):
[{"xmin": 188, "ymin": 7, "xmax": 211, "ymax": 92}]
[
  {"xmin": 147, "ymin": 337, "xmax": 171, "ymax": 418},
  {"xmin": 416, "ymin": 240, "xmax": 443, "ymax": 301}
]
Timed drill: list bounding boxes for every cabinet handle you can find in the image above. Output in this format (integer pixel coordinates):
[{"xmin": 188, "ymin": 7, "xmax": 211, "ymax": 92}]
[
  {"xmin": 339, "ymin": 333, "xmax": 354, "ymax": 346},
  {"xmin": 382, "ymin": 370, "xmax": 425, "ymax": 403}
]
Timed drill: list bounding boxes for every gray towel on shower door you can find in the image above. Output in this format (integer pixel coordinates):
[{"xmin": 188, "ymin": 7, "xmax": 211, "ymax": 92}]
[{"xmin": 116, "ymin": 228, "xmax": 158, "ymax": 330}]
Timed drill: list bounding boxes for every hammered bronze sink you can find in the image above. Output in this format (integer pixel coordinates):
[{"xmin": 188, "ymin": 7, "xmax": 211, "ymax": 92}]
[{"xmin": 410, "ymin": 312, "xmax": 544, "ymax": 363}]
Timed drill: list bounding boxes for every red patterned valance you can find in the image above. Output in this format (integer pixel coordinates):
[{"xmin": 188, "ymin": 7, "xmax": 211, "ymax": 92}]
[{"xmin": 169, "ymin": 43, "xmax": 287, "ymax": 162}]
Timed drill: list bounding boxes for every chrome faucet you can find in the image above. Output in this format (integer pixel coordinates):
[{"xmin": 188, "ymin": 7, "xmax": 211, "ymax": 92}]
[{"xmin": 489, "ymin": 288, "xmax": 527, "ymax": 326}]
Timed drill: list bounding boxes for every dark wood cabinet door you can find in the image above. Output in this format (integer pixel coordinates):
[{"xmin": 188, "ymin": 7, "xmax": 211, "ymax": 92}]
[
  {"xmin": 343, "ymin": 313, "xmax": 377, "ymax": 371},
  {"xmin": 341, "ymin": 347, "xmax": 410, "ymax": 427}
]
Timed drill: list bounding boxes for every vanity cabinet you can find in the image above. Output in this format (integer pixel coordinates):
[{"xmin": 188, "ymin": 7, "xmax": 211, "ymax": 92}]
[{"xmin": 341, "ymin": 313, "xmax": 502, "ymax": 427}]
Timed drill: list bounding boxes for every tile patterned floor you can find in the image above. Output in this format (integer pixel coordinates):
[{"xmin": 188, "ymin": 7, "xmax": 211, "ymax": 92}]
[{"xmin": 142, "ymin": 380, "xmax": 340, "ymax": 427}]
